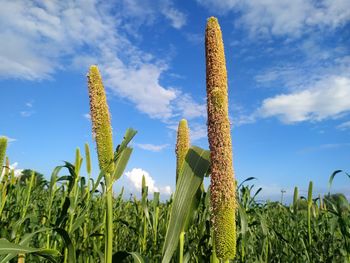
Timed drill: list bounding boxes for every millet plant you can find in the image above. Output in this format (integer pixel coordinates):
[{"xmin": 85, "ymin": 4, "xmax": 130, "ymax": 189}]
[{"xmin": 205, "ymin": 17, "xmax": 236, "ymax": 261}]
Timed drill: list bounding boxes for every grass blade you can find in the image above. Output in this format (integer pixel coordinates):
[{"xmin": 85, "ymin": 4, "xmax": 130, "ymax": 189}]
[{"xmin": 162, "ymin": 146, "xmax": 210, "ymax": 263}]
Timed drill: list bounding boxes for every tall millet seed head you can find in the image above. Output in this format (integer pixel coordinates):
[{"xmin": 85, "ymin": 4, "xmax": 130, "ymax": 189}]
[
  {"xmin": 175, "ymin": 119, "xmax": 190, "ymax": 184},
  {"xmin": 205, "ymin": 16, "xmax": 236, "ymax": 260},
  {"xmin": 87, "ymin": 65, "xmax": 114, "ymax": 174}
]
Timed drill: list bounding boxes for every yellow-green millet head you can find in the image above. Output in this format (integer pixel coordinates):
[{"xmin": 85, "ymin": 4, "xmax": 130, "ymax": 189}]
[
  {"xmin": 87, "ymin": 65, "xmax": 114, "ymax": 174},
  {"xmin": 175, "ymin": 119, "xmax": 190, "ymax": 184},
  {"xmin": 0, "ymin": 137, "xmax": 8, "ymax": 176},
  {"xmin": 205, "ymin": 16, "xmax": 236, "ymax": 260}
]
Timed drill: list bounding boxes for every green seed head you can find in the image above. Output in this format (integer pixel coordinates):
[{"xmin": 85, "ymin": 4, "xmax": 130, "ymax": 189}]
[
  {"xmin": 85, "ymin": 143, "xmax": 92, "ymax": 175},
  {"xmin": 308, "ymin": 181, "xmax": 313, "ymax": 207},
  {"xmin": 293, "ymin": 186, "xmax": 299, "ymax": 212},
  {"xmin": 175, "ymin": 119, "xmax": 190, "ymax": 184},
  {"xmin": 205, "ymin": 16, "xmax": 236, "ymax": 260},
  {"xmin": 0, "ymin": 137, "xmax": 8, "ymax": 177},
  {"xmin": 5, "ymin": 156, "xmax": 10, "ymax": 177},
  {"xmin": 87, "ymin": 65, "xmax": 114, "ymax": 173}
]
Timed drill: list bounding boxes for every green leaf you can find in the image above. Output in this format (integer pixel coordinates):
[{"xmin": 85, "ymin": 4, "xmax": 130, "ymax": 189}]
[
  {"xmin": 71, "ymin": 214, "xmax": 87, "ymax": 233},
  {"xmin": 328, "ymin": 170, "xmax": 350, "ymax": 194},
  {"xmin": 112, "ymin": 251, "xmax": 148, "ymax": 263},
  {"xmin": 0, "ymin": 239, "xmax": 59, "ymax": 258},
  {"xmin": 0, "ymin": 228, "xmax": 55, "ymax": 263},
  {"xmin": 54, "ymin": 228, "xmax": 76, "ymax": 263},
  {"xmin": 91, "ymin": 170, "xmax": 105, "ymax": 194},
  {"xmin": 238, "ymin": 203, "xmax": 248, "ymax": 235},
  {"xmin": 130, "ymin": 252, "xmax": 148, "ymax": 263},
  {"xmin": 162, "ymin": 146, "xmax": 210, "ymax": 263},
  {"xmin": 113, "ymin": 147, "xmax": 133, "ymax": 181},
  {"xmin": 115, "ymin": 128, "xmax": 137, "ymax": 158},
  {"xmin": 238, "ymin": 177, "xmax": 257, "ymax": 189}
]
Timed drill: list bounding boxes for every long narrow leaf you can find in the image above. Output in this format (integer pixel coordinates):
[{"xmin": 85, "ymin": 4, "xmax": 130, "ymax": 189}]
[
  {"xmin": 113, "ymin": 147, "xmax": 133, "ymax": 181},
  {"xmin": 0, "ymin": 238, "xmax": 59, "ymax": 257},
  {"xmin": 162, "ymin": 146, "xmax": 210, "ymax": 263}
]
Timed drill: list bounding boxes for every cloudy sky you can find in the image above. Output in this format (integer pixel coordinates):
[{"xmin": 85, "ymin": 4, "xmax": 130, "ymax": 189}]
[{"xmin": 1, "ymin": 0, "xmax": 349, "ymax": 201}]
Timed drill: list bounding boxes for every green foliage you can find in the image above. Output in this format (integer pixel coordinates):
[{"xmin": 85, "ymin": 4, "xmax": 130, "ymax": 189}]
[
  {"xmin": 0, "ymin": 155, "xmax": 349, "ymax": 263},
  {"xmin": 19, "ymin": 170, "xmax": 46, "ymax": 186}
]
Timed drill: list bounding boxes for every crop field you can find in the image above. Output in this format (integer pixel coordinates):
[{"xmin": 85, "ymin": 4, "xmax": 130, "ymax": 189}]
[{"xmin": 1, "ymin": 17, "xmax": 349, "ymax": 263}]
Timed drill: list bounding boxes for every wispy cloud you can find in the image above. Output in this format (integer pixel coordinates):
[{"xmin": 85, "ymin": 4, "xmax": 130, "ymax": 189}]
[
  {"xmin": 136, "ymin": 143, "xmax": 169, "ymax": 152},
  {"xmin": 20, "ymin": 101, "xmax": 35, "ymax": 117},
  {"xmin": 337, "ymin": 121, "xmax": 350, "ymax": 131},
  {"xmin": 190, "ymin": 123, "xmax": 208, "ymax": 141},
  {"xmin": 161, "ymin": 1, "xmax": 187, "ymax": 29},
  {"xmin": 20, "ymin": 111, "xmax": 34, "ymax": 117},
  {"xmin": 174, "ymin": 94, "xmax": 206, "ymax": 119},
  {"xmin": 25, "ymin": 102, "xmax": 33, "ymax": 108},
  {"xmin": 125, "ymin": 168, "xmax": 172, "ymax": 195},
  {"xmin": 299, "ymin": 143, "xmax": 350, "ymax": 154},
  {"xmin": 0, "ymin": 0, "xmax": 196, "ymax": 122},
  {"xmin": 256, "ymin": 76, "xmax": 350, "ymax": 124},
  {"xmin": 119, "ymin": 0, "xmax": 186, "ymax": 32},
  {"xmin": 184, "ymin": 33, "xmax": 203, "ymax": 45},
  {"xmin": 236, "ymin": 51, "xmax": 350, "ymax": 126},
  {"xmin": 197, "ymin": 0, "xmax": 350, "ymax": 38},
  {"xmin": 255, "ymin": 52, "xmax": 350, "ymax": 92}
]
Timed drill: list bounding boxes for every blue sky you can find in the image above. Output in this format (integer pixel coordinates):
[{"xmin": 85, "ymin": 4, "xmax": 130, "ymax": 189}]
[{"xmin": 1, "ymin": 0, "xmax": 349, "ymax": 201}]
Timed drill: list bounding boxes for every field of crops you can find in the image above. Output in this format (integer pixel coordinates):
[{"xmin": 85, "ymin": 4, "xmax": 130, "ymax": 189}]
[
  {"xmin": 0, "ymin": 149, "xmax": 349, "ymax": 262},
  {"xmin": 1, "ymin": 17, "xmax": 350, "ymax": 263}
]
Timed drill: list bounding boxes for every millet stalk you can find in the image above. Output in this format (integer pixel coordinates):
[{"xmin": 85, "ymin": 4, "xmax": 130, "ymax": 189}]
[
  {"xmin": 87, "ymin": 65, "xmax": 115, "ymax": 263},
  {"xmin": 205, "ymin": 16, "xmax": 236, "ymax": 261}
]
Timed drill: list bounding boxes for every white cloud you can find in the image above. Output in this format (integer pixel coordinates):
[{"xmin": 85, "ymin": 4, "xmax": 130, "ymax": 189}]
[
  {"xmin": 190, "ymin": 123, "xmax": 208, "ymax": 141},
  {"xmin": 125, "ymin": 168, "xmax": 172, "ymax": 195},
  {"xmin": 20, "ymin": 111, "xmax": 34, "ymax": 117},
  {"xmin": 19, "ymin": 101, "xmax": 35, "ymax": 117},
  {"xmin": 257, "ymin": 76, "xmax": 350, "ymax": 123},
  {"xmin": 185, "ymin": 33, "xmax": 203, "ymax": 45},
  {"xmin": 337, "ymin": 121, "xmax": 350, "ymax": 130},
  {"xmin": 174, "ymin": 93, "xmax": 206, "ymax": 119},
  {"xmin": 255, "ymin": 53, "xmax": 350, "ymax": 93},
  {"xmin": 161, "ymin": 2, "xmax": 187, "ymax": 29},
  {"xmin": 136, "ymin": 143, "xmax": 169, "ymax": 152},
  {"xmin": 231, "ymin": 103, "xmax": 256, "ymax": 126},
  {"xmin": 0, "ymin": 0, "xmax": 195, "ymax": 122},
  {"xmin": 197, "ymin": 0, "xmax": 350, "ymax": 37},
  {"xmin": 236, "ymin": 54, "xmax": 350, "ymax": 126},
  {"xmin": 104, "ymin": 63, "xmax": 177, "ymax": 120},
  {"xmin": 120, "ymin": 0, "xmax": 186, "ymax": 30}
]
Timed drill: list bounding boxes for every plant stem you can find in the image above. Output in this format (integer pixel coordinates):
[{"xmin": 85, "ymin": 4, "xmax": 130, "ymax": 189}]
[
  {"xmin": 105, "ymin": 173, "xmax": 114, "ymax": 263},
  {"xmin": 179, "ymin": 231, "xmax": 185, "ymax": 263},
  {"xmin": 307, "ymin": 181, "xmax": 313, "ymax": 245}
]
